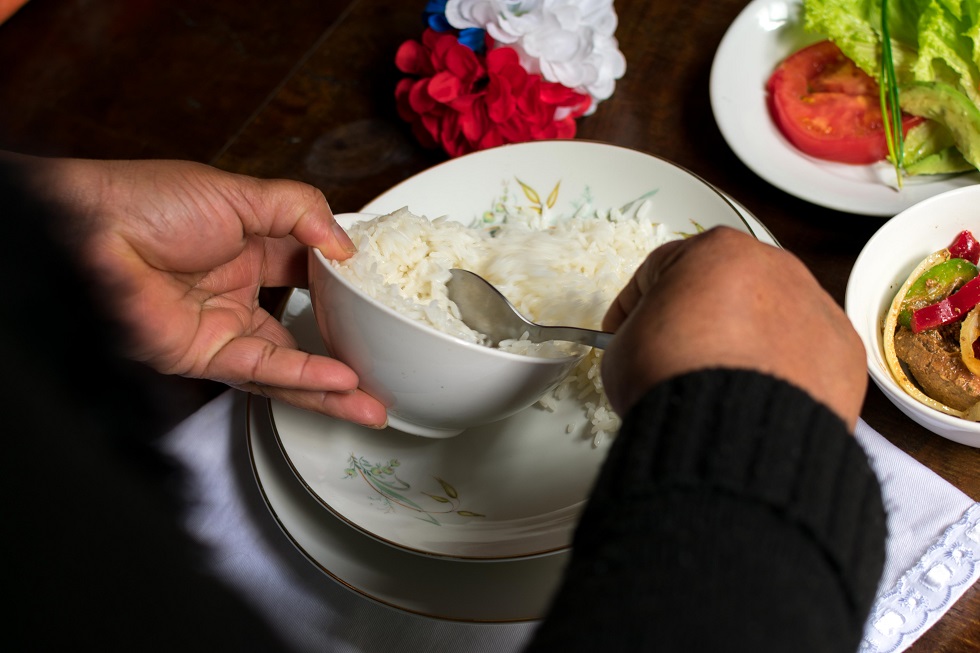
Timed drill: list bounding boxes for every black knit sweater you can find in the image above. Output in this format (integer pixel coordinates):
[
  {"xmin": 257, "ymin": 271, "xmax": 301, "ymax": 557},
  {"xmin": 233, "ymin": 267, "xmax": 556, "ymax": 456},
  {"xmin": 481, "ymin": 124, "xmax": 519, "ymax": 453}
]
[{"xmin": 525, "ymin": 369, "xmax": 887, "ymax": 653}]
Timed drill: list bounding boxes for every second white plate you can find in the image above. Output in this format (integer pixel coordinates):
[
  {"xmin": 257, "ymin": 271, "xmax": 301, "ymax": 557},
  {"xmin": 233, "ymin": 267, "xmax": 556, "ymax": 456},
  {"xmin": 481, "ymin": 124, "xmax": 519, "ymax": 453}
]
[
  {"xmin": 250, "ymin": 395, "xmax": 570, "ymax": 621},
  {"xmin": 709, "ymin": 0, "xmax": 980, "ymax": 217}
]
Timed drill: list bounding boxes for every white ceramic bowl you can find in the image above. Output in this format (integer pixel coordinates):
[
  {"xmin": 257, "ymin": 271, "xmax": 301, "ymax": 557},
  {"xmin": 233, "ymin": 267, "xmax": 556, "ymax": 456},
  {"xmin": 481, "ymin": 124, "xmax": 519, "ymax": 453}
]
[
  {"xmin": 310, "ymin": 141, "xmax": 754, "ymax": 439},
  {"xmin": 309, "ymin": 225, "xmax": 587, "ymax": 439},
  {"xmin": 845, "ymin": 185, "xmax": 980, "ymax": 448}
]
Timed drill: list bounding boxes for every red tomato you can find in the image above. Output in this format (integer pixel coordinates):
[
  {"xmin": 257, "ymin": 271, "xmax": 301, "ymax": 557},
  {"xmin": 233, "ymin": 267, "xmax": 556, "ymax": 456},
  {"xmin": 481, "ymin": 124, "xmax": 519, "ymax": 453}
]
[{"xmin": 766, "ymin": 40, "xmax": 924, "ymax": 164}]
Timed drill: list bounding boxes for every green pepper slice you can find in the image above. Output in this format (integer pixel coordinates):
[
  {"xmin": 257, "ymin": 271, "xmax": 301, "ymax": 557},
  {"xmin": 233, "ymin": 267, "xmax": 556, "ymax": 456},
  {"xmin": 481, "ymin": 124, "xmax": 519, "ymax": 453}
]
[{"xmin": 898, "ymin": 258, "xmax": 979, "ymax": 328}]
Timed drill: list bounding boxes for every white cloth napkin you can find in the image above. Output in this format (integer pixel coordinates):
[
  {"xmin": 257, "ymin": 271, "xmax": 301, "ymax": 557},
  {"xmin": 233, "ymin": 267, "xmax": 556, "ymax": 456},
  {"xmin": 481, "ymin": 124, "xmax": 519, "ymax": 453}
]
[
  {"xmin": 162, "ymin": 390, "xmax": 979, "ymax": 653},
  {"xmin": 853, "ymin": 421, "xmax": 980, "ymax": 652}
]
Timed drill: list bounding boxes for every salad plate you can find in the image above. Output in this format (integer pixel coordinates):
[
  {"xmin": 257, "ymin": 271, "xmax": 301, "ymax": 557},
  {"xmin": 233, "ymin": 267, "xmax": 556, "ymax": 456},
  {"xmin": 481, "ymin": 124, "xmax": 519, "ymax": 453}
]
[
  {"xmin": 249, "ymin": 395, "xmax": 569, "ymax": 621},
  {"xmin": 710, "ymin": 0, "xmax": 980, "ymax": 217}
]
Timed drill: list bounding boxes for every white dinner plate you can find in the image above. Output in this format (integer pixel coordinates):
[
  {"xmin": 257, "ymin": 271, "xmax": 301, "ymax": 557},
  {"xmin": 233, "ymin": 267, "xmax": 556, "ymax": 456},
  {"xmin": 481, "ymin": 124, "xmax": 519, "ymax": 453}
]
[
  {"xmin": 709, "ymin": 0, "xmax": 980, "ymax": 217},
  {"xmin": 251, "ymin": 208, "xmax": 778, "ymax": 619},
  {"xmin": 273, "ymin": 141, "xmax": 780, "ymax": 564},
  {"xmin": 270, "ymin": 207, "xmax": 777, "ymax": 562},
  {"xmin": 248, "ymin": 395, "xmax": 569, "ymax": 621},
  {"xmin": 276, "ymin": 140, "xmax": 769, "ymax": 563}
]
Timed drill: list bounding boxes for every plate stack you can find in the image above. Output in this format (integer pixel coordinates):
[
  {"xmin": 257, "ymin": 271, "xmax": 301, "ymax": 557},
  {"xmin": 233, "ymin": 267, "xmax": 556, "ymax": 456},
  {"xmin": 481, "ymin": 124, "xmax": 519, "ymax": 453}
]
[{"xmin": 248, "ymin": 141, "xmax": 777, "ymax": 621}]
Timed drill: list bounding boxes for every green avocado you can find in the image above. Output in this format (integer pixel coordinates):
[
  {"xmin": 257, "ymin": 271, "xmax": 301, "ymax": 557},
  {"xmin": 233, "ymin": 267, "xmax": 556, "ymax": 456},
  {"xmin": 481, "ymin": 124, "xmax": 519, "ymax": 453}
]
[
  {"xmin": 902, "ymin": 120, "xmax": 954, "ymax": 165},
  {"xmin": 899, "ymin": 81, "xmax": 980, "ymax": 172},
  {"xmin": 905, "ymin": 146, "xmax": 974, "ymax": 175}
]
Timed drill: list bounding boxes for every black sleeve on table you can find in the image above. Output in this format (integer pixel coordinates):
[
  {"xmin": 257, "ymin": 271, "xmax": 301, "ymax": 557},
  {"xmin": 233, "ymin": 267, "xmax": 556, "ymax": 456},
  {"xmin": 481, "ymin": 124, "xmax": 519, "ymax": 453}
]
[{"xmin": 525, "ymin": 368, "xmax": 887, "ymax": 653}]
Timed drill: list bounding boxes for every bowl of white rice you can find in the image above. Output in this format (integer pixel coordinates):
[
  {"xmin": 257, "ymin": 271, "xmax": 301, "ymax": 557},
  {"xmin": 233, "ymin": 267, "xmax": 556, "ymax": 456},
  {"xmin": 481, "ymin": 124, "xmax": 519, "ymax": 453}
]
[
  {"xmin": 310, "ymin": 141, "xmax": 755, "ymax": 439},
  {"xmin": 311, "ymin": 208, "xmax": 595, "ymax": 438}
]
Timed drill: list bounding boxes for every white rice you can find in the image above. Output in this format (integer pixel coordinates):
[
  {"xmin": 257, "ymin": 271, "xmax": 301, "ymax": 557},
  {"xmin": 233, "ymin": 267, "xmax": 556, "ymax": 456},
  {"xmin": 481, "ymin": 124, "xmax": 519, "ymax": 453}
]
[{"xmin": 332, "ymin": 201, "xmax": 682, "ymax": 445}]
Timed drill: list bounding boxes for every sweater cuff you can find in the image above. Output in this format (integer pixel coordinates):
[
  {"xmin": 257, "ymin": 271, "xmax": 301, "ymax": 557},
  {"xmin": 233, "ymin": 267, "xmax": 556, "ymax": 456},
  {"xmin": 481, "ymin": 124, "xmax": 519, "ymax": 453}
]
[{"xmin": 576, "ymin": 368, "xmax": 887, "ymax": 616}]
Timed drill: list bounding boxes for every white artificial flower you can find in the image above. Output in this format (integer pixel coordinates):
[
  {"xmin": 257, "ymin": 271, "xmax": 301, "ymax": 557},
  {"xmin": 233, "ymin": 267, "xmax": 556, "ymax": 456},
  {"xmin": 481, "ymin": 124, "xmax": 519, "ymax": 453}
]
[{"xmin": 445, "ymin": 0, "xmax": 626, "ymax": 115}]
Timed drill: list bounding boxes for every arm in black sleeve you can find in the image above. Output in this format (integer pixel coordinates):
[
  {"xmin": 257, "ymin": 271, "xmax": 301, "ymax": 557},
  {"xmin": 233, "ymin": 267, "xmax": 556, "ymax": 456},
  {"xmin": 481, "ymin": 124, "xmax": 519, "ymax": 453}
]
[{"xmin": 525, "ymin": 368, "xmax": 887, "ymax": 653}]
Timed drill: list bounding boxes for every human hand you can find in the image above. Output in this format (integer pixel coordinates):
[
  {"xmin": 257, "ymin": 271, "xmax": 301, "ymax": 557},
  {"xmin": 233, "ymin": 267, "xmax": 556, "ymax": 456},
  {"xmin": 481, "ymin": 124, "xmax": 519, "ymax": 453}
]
[
  {"xmin": 601, "ymin": 227, "xmax": 866, "ymax": 430},
  {"xmin": 33, "ymin": 156, "xmax": 387, "ymax": 428}
]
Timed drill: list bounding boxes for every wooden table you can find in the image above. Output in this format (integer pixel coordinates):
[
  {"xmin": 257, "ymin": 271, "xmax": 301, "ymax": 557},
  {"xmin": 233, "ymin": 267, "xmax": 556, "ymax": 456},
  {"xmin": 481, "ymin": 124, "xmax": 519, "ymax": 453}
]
[{"xmin": 1, "ymin": 1, "xmax": 976, "ymax": 649}]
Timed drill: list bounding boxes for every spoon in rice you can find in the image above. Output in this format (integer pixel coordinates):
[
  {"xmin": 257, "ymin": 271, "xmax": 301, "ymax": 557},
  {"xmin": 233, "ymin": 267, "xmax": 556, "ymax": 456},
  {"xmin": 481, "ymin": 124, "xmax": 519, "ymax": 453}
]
[{"xmin": 447, "ymin": 268, "xmax": 613, "ymax": 349}]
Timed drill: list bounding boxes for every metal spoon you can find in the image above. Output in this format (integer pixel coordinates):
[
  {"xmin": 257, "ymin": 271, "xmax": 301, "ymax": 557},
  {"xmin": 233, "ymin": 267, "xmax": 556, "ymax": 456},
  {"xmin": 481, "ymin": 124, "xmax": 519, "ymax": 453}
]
[{"xmin": 446, "ymin": 268, "xmax": 613, "ymax": 349}]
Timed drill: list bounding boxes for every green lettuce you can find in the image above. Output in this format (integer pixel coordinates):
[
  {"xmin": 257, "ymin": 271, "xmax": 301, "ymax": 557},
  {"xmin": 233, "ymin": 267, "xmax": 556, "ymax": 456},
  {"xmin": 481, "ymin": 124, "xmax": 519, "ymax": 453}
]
[{"xmin": 803, "ymin": 0, "xmax": 980, "ymax": 172}]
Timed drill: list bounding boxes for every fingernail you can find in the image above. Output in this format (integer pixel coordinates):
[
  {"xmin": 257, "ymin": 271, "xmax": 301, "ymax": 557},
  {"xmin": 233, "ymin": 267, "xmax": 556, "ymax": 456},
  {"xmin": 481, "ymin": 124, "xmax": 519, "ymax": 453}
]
[{"xmin": 331, "ymin": 221, "xmax": 357, "ymax": 254}]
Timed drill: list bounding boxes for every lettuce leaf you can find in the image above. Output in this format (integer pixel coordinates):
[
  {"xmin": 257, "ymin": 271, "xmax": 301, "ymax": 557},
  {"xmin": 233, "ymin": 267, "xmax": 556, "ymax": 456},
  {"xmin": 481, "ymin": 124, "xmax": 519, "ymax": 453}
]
[
  {"xmin": 803, "ymin": 0, "xmax": 979, "ymax": 106},
  {"xmin": 803, "ymin": 0, "xmax": 979, "ymax": 172}
]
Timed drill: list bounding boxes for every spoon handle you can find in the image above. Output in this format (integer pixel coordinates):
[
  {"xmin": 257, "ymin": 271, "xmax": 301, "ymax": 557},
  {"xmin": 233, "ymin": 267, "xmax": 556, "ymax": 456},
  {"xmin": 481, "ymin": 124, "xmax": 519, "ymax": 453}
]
[{"xmin": 531, "ymin": 325, "xmax": 613, "ymax": 350}]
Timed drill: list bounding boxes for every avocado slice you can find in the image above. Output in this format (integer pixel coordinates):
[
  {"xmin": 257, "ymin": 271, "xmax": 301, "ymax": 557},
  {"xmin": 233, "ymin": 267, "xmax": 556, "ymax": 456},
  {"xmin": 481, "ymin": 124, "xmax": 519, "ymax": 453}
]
[
  {"xmin": 902, "ymin": 120, "xmax": 954, "ymax": 165},
  {"xmin": 899, "ymin": 81, "xmax": 980, "ymax": 171},
  {"xmin": 905, "ymin": 146, "xmax": 974, "ymax": 175}
]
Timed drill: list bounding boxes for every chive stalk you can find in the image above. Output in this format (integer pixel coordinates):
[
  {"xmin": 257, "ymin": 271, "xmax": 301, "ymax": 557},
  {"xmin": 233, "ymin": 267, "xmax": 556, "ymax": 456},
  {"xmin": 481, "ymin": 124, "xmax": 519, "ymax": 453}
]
[{"xmin": 879, "ymin": 0, "xmax": 905, "ymax": 187}]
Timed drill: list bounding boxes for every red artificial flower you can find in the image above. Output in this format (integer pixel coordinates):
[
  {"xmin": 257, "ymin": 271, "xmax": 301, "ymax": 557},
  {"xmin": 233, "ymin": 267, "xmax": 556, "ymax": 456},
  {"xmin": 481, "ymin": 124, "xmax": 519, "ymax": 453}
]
[{"xmin": 395, "ymin": 29, "xmax": 591, "ymax": 157}]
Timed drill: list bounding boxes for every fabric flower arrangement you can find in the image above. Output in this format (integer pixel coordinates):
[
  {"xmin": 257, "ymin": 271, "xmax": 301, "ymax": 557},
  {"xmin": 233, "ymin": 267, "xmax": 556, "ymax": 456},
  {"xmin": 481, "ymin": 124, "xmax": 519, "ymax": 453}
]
[{"xmin": 395, "ymin": 0, "xmax": 626, "ymax": 158}]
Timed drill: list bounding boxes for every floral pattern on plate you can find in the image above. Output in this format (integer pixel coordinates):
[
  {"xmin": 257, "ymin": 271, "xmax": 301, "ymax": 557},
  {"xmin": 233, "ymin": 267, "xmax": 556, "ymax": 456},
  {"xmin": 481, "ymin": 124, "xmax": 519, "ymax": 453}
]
[{"xmin": 344, "ymin": 454, "xmax": 486, "ymax": 525}]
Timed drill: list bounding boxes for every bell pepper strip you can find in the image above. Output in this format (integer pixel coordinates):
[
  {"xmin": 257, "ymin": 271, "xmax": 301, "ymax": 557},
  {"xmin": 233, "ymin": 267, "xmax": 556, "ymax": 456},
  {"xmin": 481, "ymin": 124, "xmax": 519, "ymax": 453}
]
[
  {"xmin": 961, "ymin": 307, "xmax": 980, "ymax": 377},
  {"xmin": 910, "ymin": 276, "xmax": 980, "ymax": 333},
  {"xmin": 948, "ymin": 230, "xmax": 980, "ymax": 264},
  {"xmin": 882, "ymin": 249, "xmax": 964, "ymax": 418},
  {"xmin": 898, "ymin": 258, "xmax": 978, "ymax": 327}
]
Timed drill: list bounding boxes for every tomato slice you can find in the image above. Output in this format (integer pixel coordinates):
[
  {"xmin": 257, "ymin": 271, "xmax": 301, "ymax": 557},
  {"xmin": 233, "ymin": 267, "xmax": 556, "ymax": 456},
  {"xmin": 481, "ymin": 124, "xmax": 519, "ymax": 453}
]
[{"xmin": 766, "ymin": 40, "xmax": 924, "ymax": 165}]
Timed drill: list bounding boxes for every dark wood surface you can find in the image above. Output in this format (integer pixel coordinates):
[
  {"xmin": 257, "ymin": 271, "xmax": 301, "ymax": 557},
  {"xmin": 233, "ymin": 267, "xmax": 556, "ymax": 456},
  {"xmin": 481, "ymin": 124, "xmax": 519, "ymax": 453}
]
[{"xmin": 1, "ymin": 1, "xmax": 977, "ymax": 649}]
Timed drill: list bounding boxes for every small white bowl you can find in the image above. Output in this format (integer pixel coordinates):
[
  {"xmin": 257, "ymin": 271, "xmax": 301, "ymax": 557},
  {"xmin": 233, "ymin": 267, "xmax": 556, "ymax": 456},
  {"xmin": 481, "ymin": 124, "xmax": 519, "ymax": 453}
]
[
  {"xmin": 845, "ymin": 185, "xmax": 980, "ymax": 448},
  {"xmin": 309, "ymin": 213, "xmax": 588, "ymax": 438}
]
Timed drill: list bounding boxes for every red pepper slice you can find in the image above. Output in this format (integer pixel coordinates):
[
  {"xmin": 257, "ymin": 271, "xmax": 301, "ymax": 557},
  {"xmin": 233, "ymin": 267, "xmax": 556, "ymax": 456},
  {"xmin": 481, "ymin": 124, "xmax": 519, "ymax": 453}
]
[
  {"xmin": 911, "ymin": 276, "xmax": 980, "ymax": 333},
  {"xmin": 948, "ymin": 230, "xmax": 980, "ymax": 265}
]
